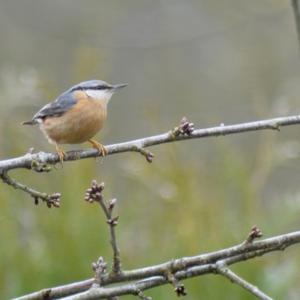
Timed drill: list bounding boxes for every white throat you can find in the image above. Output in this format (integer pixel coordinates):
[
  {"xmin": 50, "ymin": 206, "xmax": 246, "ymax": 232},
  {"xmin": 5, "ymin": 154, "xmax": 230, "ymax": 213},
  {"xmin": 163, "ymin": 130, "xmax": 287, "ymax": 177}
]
[{"xmin": 85, "ymin": 89, "xmax": 113, "ymax": 104}]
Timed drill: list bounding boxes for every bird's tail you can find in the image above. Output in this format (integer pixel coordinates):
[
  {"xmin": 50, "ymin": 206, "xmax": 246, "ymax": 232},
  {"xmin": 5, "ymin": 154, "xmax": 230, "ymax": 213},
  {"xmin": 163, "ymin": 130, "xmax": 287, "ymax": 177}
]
[{"xmin": 22, "ymin": 120, "xmax": 37, "ymax": 125}]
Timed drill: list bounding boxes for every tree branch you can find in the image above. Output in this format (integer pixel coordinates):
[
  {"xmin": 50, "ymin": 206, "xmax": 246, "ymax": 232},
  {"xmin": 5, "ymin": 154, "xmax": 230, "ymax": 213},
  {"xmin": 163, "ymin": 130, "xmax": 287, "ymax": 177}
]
[
  {"xmin": 6, "ymin": 115, "xmax": 300, "ymax": 297},
  {"xmin": 0, "ymin": 171, "xmax": 60, "ymax": 208},
  {"xmin": 42, "ymin": 245, "xmax": 289, "ymax": 300},
  {"xmin": 216, "ymin": 263, "xmax": 273, "ymax": 300},
  {"xmin": 13, "ymin": 230, "xmax": 300, "ymax": 300},
  {"xmin": 1, "ymin": 114, "xmax": 300, "ymax": 172}
]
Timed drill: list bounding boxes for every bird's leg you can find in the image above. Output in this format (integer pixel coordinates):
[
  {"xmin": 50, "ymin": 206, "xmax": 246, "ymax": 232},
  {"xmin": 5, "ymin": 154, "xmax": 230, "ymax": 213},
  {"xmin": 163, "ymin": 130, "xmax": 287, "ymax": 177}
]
[
  {"xmin": 55, "ymin": 144, "xmax": 66, "ymax": 164},
  {"xmin": 88, "ymin": 139, "xmax": 108, "ymax": 156}
]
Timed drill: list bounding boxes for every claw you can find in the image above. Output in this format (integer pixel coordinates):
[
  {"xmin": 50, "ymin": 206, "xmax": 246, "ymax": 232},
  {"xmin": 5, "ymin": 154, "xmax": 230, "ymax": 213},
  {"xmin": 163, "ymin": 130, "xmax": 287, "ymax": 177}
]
[
  {"xmin": 88, "ymin": 139, "xmax": 108, "ymax": 156},
  {"xmin": 55, "ymin": 144, "xmax": 66, "ymax": 164}
]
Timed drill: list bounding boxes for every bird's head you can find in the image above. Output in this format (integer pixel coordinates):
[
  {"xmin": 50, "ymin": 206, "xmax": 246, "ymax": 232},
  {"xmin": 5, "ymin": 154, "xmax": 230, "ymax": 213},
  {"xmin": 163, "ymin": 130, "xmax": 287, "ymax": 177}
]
[{"xmin": 70, "ymin": 80, "xmax": 127, "ymax": 104}]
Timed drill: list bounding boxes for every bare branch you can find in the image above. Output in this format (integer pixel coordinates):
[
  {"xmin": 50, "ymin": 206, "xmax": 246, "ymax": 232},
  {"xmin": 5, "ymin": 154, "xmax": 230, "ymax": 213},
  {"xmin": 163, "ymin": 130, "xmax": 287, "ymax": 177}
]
[
  {"xmin": 13, "ymin": 230, "xmax": 300, "ymax": 300},
  {"xmin": 0, "ymin": 171, "xmax": 60, "ymax": 208},
  {"xmin": 1, "ymin": 114, "xmax": 300, "ymax": 173},
  {"xmin": 12, "ymin": 279, "xmax": 94, "ymax": 300},
  {"xmin": 50, "ymin": 248, "xmax": 282, "ymax": 300},
  {"xmin": 85, "ymin": 181, "xmax": 122, "ymax": 275},
  {"xmin": 216, "ymin": 262, "xmax": 273, "ymax": 300},
  {"xmin": 8, "ymin": 115, "xmax": 300, "ymax": 298}
]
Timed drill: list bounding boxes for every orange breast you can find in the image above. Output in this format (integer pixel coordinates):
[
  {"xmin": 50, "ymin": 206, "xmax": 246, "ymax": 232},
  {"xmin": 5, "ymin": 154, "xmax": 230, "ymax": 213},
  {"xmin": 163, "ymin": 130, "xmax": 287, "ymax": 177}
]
[{"xmin": 42, "ymin": 97, "xmax": 107, "ymax": 144}]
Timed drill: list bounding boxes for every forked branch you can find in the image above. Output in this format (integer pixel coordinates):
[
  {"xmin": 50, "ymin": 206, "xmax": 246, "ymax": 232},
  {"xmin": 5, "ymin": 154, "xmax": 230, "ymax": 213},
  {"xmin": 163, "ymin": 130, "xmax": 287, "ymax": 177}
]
[{"xmin": 13, "ymin": 209, "xmax": 300, "ymax": 300}]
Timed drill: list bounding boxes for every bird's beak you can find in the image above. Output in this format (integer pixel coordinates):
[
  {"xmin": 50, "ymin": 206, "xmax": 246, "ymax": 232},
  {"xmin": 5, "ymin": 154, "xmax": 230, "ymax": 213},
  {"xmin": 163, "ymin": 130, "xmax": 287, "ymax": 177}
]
[{"xmin": 112, "ymin": 83, "xmax": 128, "ymax": 91}]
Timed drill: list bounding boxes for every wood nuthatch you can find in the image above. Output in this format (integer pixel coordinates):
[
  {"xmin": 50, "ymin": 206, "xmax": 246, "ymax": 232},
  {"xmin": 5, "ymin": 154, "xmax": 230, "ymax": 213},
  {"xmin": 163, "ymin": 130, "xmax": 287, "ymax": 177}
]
[{"xmin": 23, "ymin": 80, "xmax": 127, "ymax": 162}]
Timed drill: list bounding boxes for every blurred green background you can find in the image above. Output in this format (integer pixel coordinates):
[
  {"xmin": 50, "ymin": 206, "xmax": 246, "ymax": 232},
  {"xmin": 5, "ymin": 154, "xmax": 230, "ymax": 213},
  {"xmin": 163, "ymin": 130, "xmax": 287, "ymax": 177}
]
[{"xmin": 1, "ymin": 0, "xmax": 300, "ymax": 299}]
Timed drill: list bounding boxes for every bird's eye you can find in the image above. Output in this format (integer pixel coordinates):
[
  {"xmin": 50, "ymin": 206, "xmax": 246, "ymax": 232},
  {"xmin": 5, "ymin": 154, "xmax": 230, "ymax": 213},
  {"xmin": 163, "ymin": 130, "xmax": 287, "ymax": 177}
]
[{"xmin": 97, "ymin": 85, "xmax": 110, "ymax": 90}]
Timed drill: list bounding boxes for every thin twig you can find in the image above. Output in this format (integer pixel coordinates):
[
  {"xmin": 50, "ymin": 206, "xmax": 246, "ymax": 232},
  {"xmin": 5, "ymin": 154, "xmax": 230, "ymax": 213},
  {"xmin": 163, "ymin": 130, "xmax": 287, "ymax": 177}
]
[
  {"xmin": 243, "ymin": 225, "xmax": 263, "ymax": 245},
  {"xmin": 216, "ymin": 262, "xmax": 273, "ymax": 300},
  {"xmin": 165, "ymin": 270, "xmax": 187, "ymax": 296},
  {"xmin": 135, "ymin": 289, "xmax": 152, "ymax": 300},
  {"xmin": 1, "ymin": 114, "xmax": 300, "ymax": 172},
  {"xmin": 132, "ymin": 146, "xmax": 154, "ymax": 163},
  {"xmin": 0, "ymin": 171, "xmax": 60, "ymax": 208},
  {"xmin": 13, "ymin": 230, "xmax": 300, "ymax": 300},
  {"xmin": 85, "ymin": 181, "xmax": 122, "ymax": 275}
]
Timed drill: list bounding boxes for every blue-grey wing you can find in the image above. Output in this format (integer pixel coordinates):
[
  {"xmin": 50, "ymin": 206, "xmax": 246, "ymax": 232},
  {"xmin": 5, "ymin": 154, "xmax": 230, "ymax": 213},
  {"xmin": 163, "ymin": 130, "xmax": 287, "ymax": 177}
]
[{"xmin": 32, "ymin": 92, "xmax": 77, "ymax": 121}]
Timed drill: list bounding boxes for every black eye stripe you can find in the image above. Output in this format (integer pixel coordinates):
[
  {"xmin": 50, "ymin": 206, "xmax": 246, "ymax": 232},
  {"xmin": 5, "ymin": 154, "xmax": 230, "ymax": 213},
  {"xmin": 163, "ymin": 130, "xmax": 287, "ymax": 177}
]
[{"xmin": 71, "ymin": 85, "xmax": 111, "ymax": 92}]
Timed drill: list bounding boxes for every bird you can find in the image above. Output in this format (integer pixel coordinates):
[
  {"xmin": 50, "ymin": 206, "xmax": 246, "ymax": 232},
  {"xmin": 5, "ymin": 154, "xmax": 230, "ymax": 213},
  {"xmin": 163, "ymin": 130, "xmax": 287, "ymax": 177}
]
[{"xmin": 23, "ymin": 80, "xmax": 127, "ymax": 163}]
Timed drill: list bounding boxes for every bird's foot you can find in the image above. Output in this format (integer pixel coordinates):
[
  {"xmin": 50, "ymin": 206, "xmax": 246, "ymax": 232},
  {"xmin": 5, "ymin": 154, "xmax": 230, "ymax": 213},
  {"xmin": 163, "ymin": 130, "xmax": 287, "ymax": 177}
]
[
  {"xmin": 55, "ymin": 144, "xmax": 66, "ymax": 165},
  {"xmin": 88, "ymin": 139, "xmax": 108, "ymax": 156}
]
